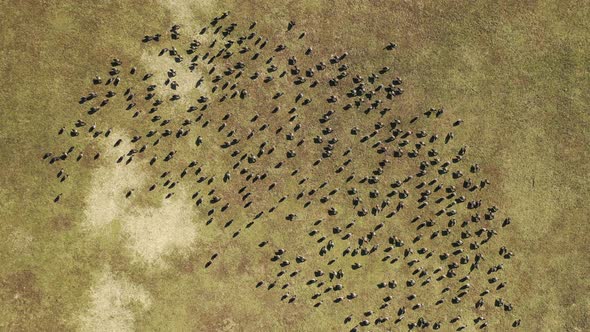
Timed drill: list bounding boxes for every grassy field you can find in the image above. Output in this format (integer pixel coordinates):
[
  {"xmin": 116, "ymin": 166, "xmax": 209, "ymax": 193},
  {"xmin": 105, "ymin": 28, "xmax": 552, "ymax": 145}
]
[{"xmin": 0, "ymin": 0, "xmax": 588, "ymax": 331}]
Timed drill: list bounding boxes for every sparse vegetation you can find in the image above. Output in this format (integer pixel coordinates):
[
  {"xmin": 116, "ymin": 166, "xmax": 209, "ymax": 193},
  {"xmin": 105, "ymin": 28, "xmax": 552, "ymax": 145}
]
[{"xmin": 0, "ymin": 1, "xmax": 588, "ymax": 331}]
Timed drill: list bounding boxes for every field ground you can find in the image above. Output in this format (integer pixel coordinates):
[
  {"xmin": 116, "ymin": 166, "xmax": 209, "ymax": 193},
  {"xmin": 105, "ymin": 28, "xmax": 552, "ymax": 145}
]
[{"xmin": 0, "ymin": 0, "xmax": 588, "ymax": 331}]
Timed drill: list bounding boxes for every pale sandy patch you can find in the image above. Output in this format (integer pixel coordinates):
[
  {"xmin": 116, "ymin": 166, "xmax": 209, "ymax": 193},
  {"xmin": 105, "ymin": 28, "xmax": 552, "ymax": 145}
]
[
  {"xmin": 122, "ymin": 189, "xmax": 199, "ymax": 265},
  {"xmin": 78, "ymin": 268, "xmax": 151, "ymax": 332},
  {"xmin": 83, "ymin": 134, "xmax": 146, "ymax": 230},
  {"xmin": 83, "ymin": 133, "xmax": 199, "ymax": 266},
  {"xmin": 7, "ymin": 229, "xmax": 33, "ymax": 257},
  {"xmin": 158, "ymin": 0, "xmax": 217, "ymax": 26}
]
